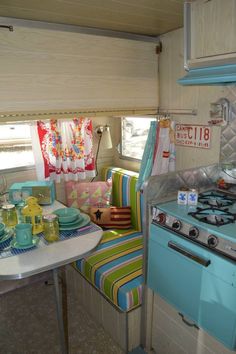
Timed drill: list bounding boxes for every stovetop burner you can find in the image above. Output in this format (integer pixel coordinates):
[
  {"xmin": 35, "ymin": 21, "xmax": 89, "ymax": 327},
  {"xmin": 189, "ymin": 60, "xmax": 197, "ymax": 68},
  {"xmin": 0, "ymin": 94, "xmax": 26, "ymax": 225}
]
[
  {"xmin": 198, "ymin": 191, "xmax": 236, "ymax": 208},
  {"xmin": 188, "ymin": 207, "xmax": 236, "ymax": 226}
]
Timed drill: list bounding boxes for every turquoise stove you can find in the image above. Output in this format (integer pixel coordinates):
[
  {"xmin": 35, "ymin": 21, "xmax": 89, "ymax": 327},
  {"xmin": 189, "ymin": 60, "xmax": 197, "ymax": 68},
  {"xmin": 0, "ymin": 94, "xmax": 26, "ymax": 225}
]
[{"xmin": 147, "ymin": 190, "xmax": 236, "ymax": 350}]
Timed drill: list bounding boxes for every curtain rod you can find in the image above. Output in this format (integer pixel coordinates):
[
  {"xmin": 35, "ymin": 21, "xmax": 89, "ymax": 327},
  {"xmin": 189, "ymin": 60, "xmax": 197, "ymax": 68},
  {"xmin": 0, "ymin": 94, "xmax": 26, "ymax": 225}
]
[
  {"xmin": 157, "ymin": 108, "xmax": 197, "ymax": 116},
  {"xmin": 0, "ymin": 107, "xmax": 157, "ymax": 123},
  {"xmin": 0, "ymin": 107, "xmax": 197, "ymax": 123}
]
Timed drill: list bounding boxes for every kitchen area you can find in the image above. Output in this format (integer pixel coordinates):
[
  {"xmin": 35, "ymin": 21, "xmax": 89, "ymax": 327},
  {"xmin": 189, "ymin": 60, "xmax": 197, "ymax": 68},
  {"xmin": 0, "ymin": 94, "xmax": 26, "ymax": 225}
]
[
  {"xmin": 143, "ymin": 162, "xmax": 236, "ymax": 353},
  {"xmin": 141, "ymin": 1, "xmax": 236, "ymax": 353}
]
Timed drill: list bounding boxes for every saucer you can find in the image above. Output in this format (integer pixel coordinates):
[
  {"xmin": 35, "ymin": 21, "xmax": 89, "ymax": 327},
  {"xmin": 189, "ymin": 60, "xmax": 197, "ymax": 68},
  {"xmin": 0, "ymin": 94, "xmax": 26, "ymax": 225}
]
[
  {"xmin": 59, "ymin": 213, "xmax": 83, "ymax": 226},
  {"xmin": 59, "ymin": 213, "xmax": 90, "ymax": 231},
  {"xmin": 10, "ymin": 236, "xmax": 40, "ymax": 250},
  {"xmin": 0, "ymin": 229, "xmax": 14, "ymax": 244}
]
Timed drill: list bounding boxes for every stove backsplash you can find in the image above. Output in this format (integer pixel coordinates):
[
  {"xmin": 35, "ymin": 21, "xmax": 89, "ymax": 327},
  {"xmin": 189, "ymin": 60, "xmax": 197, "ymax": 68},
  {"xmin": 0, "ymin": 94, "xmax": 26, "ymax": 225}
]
[
  {"xmin": 219, "ymin": 98, "xmax": 236, "ymax": 183},
  {"xmin": 144, "ymin": 97, "xmax": 236, "ymax": 205},
  {"xmin": 220, "ymin": 99, "xmax": 236, "ymax": 163},
  {"xmin": 144, "ymin": 163, "xmax": 221, "ymax": 205}
]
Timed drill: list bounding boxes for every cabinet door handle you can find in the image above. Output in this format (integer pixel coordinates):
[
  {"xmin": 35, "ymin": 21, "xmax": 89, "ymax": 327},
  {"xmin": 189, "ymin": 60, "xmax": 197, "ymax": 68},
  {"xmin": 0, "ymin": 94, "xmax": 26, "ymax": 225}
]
[
  {"xmin": 168, "ymin": 241, "xmax": 211, "ymax": 267},
  {"xmin": 179, "ymin": 313, "xmax": 199, "ymax": 330}
]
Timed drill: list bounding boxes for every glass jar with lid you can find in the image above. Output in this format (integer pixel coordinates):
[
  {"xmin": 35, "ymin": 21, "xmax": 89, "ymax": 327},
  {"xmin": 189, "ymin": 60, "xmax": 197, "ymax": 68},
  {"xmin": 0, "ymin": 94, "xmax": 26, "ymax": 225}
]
[
  {"xmin": 2, "ymin": 204, "xmax": 18, "ymax": 227},
  {"xmin": 43, "ymin": 214, "xmax": 59, "ymax": 242}
]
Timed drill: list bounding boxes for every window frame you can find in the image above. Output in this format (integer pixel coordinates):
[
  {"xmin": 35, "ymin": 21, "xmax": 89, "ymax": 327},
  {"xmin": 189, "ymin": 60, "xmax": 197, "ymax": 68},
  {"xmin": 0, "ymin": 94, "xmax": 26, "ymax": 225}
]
[
  {"xmin": 119, "ymin": 116, "xmax": 156, "ymax": 162},
  {"xmin": 0, "ymin": 123, "xmax": 35, "ymax": 173},
  {"xmin": 0, "ymin": 165, "xmax": 35, "ymax": 174}
]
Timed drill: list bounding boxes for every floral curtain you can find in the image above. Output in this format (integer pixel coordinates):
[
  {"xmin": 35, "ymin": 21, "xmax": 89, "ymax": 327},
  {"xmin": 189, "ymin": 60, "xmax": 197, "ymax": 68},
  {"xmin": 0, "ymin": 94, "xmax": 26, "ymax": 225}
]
[{"xmin": 31, "ymin": 118, "xmax": 96, "ymax": 182}]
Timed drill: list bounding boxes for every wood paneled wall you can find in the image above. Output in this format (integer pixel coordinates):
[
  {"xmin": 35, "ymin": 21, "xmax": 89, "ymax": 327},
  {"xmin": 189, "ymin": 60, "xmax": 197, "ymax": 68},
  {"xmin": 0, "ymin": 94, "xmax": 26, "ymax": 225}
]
[
  {"xmin": 116, "ymin": 27, "xmax": 235, "ymax": 172},
  {"xmin": 0, "ymin": 17, "xmax": 158, "ymax": 114},
  {"xmin": 0, "ymin": 0, "xmax": 184, "ymax": 36},
  {"xmin": 0, "ymin": 16, "xmax": 158, "ymax": 200},
  {"xmin": 3, "ymin": 23, "xmax": 231, "ymax": 182},
  {"xmin": 158, "ymin": 28, "xmax": 231, "ymax": 170},
  {"xmin": 191, "ymin": 0, "xmax": 236, "ymax": 61}
]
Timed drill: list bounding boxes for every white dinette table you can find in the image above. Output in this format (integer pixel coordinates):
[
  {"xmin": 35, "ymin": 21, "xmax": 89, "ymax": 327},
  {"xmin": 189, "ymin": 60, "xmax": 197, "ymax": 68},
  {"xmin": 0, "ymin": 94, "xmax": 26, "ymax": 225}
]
[{"xmin": 0, "ymin": 201, "xmax": 103, "ymax": 354}]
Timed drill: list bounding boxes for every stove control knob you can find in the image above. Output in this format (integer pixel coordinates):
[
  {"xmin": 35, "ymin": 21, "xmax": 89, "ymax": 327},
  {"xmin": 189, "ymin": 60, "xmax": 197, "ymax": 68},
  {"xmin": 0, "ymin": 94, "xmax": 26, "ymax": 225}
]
[
  {"xmin": 156, "ymin": 213, "xmax": 166, "ymax": 224},
  {"xmin": 208, "ymin": 235, "xmax": 218, "ymax": 248},
  {"xmin": 172, "ymin": 220, "xmax": 182, "ymax": 231},
  {"xmin": 189, "ymin": 227, "xmax": 199, "ymax": 239}
]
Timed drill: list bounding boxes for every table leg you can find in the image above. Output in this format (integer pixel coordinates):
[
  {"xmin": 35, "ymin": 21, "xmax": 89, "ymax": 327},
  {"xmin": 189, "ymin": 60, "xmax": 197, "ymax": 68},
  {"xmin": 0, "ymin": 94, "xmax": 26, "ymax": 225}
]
[
  {"xmin": 53, "ymin": 268, "xmax": 69, "ymax": 354},
  {"xmin": 61, "ymin": 267, "xmax": 69, "ymax": 348}
]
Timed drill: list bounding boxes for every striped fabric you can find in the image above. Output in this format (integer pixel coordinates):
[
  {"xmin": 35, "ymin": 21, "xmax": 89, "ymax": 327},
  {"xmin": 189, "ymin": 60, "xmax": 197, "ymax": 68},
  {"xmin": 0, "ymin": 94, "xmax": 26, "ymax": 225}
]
[
  {"xmin": 74, "ymin": 167, "xmax": 143, "ymax": 312},
  {"xmin": 110, "ymin": 206, "xmax": 131, "ymax": 225},
  {"xmin": 90, "ymin": 206, "xmax": 132, "ymax": 229},
  {"xmin": 102, "ymin": 167, "xmax": 143, "ymax": 232}
]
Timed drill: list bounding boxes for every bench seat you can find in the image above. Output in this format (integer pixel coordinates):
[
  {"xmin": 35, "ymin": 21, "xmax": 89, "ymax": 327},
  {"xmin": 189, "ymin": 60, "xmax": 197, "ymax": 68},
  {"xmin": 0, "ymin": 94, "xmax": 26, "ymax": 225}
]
[
  {"xmin": 70, "ymin": 167, "xmax": 143, "ymax": 312},
  {"xmin": 75, "ymin": 228, "xmax": 143, "ymax": 311}
]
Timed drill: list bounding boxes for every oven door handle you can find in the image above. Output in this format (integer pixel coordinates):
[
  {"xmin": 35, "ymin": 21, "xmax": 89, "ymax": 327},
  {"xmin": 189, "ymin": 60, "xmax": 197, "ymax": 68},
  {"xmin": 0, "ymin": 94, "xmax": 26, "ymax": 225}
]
[
  {"xmin": 178, "ymin": 313, "xmax": 199, "ymax": 330},
  {"xmin": 168, "ymin": 241, "xmax": 211, "ymax": 267}
]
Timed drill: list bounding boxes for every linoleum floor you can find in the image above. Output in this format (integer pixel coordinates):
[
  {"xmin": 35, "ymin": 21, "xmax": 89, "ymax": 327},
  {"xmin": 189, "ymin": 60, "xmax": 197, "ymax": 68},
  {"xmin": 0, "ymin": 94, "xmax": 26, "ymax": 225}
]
[{"xmin": 0, "ymin": 277, "xmax": 124, "ymax": 354}]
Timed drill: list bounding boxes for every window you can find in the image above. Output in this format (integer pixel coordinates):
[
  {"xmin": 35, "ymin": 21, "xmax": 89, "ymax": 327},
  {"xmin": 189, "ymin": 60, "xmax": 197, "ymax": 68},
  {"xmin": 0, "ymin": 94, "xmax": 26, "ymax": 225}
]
[
  {"xmin": 121, "ymin": 117, "xmax": 156, "ymax": 160},
  {"xmin": 0, "ymin": 124, "xmax": 35, "ymax": 171}
]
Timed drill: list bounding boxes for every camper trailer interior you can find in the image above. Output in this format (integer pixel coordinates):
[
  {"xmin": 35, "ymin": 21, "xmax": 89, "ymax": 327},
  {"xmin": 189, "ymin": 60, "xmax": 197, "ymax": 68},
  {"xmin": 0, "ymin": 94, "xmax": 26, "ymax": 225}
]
[{"xmin": 0, "ymin": 0, "xmax": 236, "ymax": 353}]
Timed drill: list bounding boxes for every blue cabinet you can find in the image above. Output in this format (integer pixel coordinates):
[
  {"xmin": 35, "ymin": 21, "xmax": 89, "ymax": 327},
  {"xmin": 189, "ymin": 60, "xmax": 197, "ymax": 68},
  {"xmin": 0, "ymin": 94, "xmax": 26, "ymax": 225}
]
[{"xmin": 147, "ymin": 223, "xmax": 236, "ymax": 350}]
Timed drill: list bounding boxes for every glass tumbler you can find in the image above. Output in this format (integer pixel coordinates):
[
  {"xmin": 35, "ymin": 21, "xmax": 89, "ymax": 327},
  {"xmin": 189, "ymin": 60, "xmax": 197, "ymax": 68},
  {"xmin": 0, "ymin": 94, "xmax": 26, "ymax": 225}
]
[
  {"xmin": 2, "ymin": 204, "xmax": 18, "ymax": 227},
  {"xmin": 43, "ymin": 214, "xmax": 59, "ymax": 242},
  {"xmin": 16, "ymin": 201, "xmax": 25, "ymax": 223}
]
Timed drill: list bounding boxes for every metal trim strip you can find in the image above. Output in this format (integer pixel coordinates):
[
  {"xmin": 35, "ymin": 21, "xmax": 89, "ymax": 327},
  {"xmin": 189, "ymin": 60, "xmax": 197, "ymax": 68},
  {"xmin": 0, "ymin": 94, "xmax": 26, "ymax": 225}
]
[{"xmin": 0, "ymin": 16, "xmax": 160, "ymax": 43}]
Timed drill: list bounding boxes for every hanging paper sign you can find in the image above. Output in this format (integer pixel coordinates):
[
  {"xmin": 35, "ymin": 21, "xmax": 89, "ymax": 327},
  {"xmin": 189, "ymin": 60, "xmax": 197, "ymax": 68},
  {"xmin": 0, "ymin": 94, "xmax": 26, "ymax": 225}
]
[{"xmin": 175, "ymin": 124, "xmax": 211, "ymax": 149}]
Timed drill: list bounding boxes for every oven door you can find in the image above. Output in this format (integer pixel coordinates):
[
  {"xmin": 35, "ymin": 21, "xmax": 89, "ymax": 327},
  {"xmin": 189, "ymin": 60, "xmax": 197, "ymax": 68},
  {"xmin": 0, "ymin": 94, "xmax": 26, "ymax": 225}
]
[{"xmin": 147, "ymin": 223, "xmax": 236, "ymax": 350}]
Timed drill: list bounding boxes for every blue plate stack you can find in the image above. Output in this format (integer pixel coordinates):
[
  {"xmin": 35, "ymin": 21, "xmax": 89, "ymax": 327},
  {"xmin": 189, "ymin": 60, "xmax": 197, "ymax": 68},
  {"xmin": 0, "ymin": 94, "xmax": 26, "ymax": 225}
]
[{"xmin": 53, "ymin": 208, "xmax": 90, "ymax": 230}]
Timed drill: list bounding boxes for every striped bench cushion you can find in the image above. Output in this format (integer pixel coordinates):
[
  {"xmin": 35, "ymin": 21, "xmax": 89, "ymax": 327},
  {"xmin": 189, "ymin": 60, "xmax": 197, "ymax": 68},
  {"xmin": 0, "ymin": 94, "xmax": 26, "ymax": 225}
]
[
  {"xmin": 74, "ymin": 167, "xmax": 144, "ymax": 312},
  {"xmin": 75, "ymin": 228, "xmax": 143, "ymax": 311}
]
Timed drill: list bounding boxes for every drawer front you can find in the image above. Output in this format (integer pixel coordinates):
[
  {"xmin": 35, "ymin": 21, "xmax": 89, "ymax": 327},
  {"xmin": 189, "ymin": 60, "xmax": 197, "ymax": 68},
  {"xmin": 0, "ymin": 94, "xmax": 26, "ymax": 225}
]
[
  {"xmin": 152, "ymin": 293, "xmax": 234, "ymax": 354},
  {"xmin": 147, "ymin": 224, "xmax": 236, "ymax": 350}
]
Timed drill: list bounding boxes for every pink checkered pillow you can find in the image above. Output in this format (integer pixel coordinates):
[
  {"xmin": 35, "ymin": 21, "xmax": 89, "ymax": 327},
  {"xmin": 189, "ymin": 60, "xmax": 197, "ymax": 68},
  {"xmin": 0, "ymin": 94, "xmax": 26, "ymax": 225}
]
[{"xmin": 65, "ymin": 179, "xmax": 112, "ymax": 213}]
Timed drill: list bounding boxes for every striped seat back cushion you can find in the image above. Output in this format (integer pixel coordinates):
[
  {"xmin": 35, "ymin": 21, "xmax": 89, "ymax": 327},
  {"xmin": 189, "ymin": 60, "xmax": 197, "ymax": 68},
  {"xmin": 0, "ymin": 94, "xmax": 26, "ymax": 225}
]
[{"xmin": 102, "ymin": 167, "xmax": 143, "ymax": 231}]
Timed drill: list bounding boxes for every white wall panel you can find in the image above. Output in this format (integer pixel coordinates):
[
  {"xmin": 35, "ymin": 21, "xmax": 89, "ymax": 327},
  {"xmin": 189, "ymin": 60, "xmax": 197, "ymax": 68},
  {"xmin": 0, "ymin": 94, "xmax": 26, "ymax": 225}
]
[{"xmin": 0, "ymin": 17, "xmax": 158, "ymax": 114}]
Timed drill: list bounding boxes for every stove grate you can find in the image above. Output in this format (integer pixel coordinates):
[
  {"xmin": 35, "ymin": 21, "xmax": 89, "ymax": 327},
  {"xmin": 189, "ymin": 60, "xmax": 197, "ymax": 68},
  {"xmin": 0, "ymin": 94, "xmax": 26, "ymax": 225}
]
[
  {"xmin": 188, "ymin": 207, "xmax": 236, "ymax": 226},
  {"xmin": 198, "ymin": 191, "xmax": 236, "ymax": 208}
]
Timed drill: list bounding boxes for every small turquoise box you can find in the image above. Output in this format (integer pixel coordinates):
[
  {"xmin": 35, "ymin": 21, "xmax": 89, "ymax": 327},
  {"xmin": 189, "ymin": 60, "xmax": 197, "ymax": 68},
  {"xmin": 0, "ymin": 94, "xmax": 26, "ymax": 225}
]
[{"xmin": 9, "ymin": 181, "xmax": 55, "ymax": 205}]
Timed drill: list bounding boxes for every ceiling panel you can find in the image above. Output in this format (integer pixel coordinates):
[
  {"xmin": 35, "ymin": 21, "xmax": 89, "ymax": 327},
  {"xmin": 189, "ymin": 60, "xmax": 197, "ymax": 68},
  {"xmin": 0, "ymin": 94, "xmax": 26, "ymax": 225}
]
[{"xmin": 0, "ymin": 0, "xmax": 184, "ymax": 36}]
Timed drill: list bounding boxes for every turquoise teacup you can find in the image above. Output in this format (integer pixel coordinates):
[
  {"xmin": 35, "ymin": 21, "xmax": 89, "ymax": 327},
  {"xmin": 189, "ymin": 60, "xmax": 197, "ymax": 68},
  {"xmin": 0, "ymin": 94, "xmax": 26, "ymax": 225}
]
[
  {"xmin": 0, "ymin": 223, "xmax": 5, "ymax": 237},
  {"xmin": 15, "ymin": 223, "xmax": 33, "ymax": 246}
]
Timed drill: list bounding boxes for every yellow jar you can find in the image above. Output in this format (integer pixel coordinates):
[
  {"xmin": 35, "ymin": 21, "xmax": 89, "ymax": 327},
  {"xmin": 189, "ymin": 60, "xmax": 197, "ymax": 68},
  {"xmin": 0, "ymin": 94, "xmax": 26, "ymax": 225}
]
[
  {"xmin": 43, "ymin": 214, "xmax": 59, "ymax": 242},
  {"xmin": 2, "ymin": 204, "xmax": 18, "ymax": 227}
]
